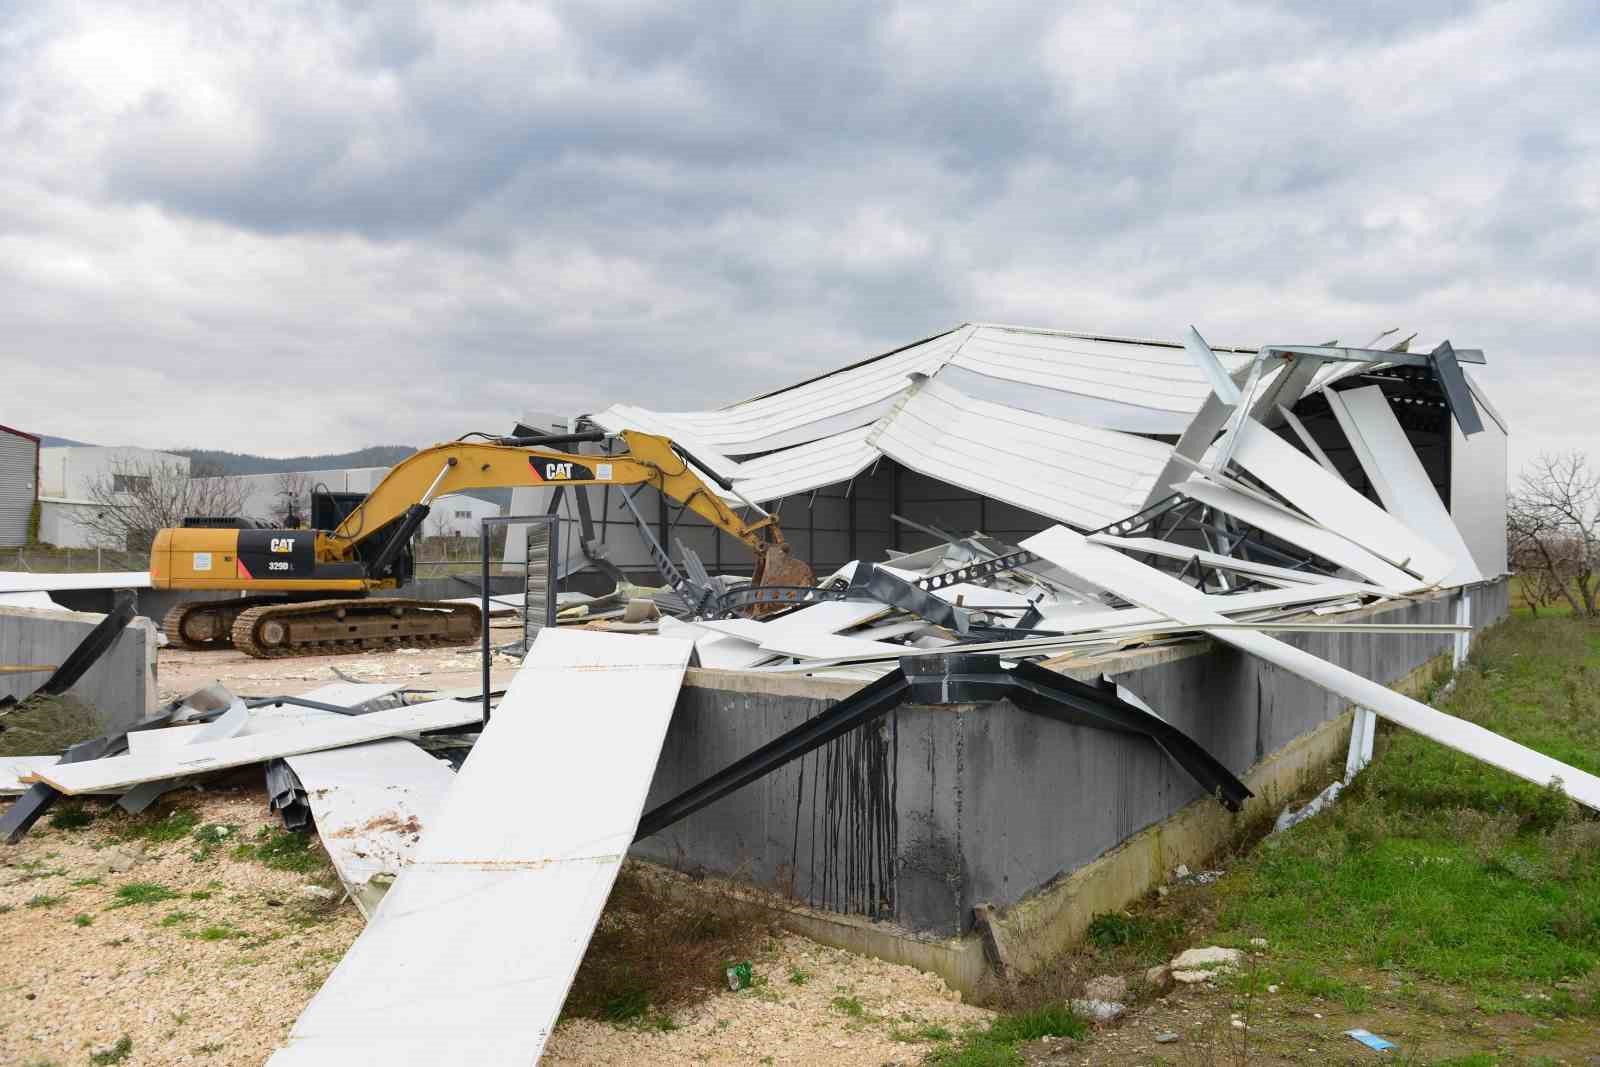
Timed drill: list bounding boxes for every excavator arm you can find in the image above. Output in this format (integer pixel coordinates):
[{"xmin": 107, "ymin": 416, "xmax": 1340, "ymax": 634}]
[
  {"xmin": 323, "ymin": 429, "xmax": 795, "ymax": 580},
  {"xmin": 148, "ymin": 428, "xmax": 811, "ymax": 657}
]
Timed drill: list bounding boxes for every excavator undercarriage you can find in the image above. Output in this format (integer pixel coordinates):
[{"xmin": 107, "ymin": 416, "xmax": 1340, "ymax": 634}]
[{"xmin": 162, "ymin": 597, "xmax": 482, "ymax": 658}]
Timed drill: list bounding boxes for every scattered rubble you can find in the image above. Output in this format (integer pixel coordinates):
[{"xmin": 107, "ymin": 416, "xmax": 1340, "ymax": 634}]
[{"xmin": 1170, "ymin": 946, "xmax": 1244, "ymax": 984}]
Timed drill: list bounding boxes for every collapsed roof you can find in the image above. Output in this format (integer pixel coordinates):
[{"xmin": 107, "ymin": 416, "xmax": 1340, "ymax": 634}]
[{"xmin": 583, "ymin": 322, "xmax": 1503, "ymax": 599}]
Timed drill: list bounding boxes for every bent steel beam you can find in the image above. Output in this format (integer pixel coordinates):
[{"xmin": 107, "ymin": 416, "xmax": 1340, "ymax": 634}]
[{"xmin": 635, "ymin": 652, "xmax": 1250, "ymax": 841}]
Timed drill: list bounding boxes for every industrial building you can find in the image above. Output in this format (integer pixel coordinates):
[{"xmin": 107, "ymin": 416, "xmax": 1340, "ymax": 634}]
[
  {"xmin": 0, "ymin": 423, "xmax": 40, "ymax": 549},
  {"xmin": 36, "ymin": 445, "xmax": 190, "ymax": 549}
]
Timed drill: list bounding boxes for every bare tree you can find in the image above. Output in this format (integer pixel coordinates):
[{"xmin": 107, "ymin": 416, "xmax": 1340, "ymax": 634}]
[
  {"xmin": 78, "ymin": 458, "xmax": 248, "ymax": 552},
  {"xmin": 272, "ymin": 472, "xmax": 312, "ymax": 529},
  {"xmin": 1507, "ymin": 451, "xmax": 1600, "ymax": 616}
]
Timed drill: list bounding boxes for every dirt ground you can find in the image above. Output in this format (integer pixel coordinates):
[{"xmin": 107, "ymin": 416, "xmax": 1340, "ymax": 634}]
[
  {"xmin": 16, "ymin": 642, "xmax": 1594, "ymax": 1066},
  {"xmin": 0, "ymin": 790, "xmax": 361, "ymax": 1067},
  {"xmin": 0, "ymin": 785, "xmax": 992, "ymax": 1067},
  {"xmin": 3, "ymin": 643, "xmax": 993, "ymax": 1067},
  {"xmin": 155, "ymin": 640, "xmax": 522, "ymax": 705},
  {"xmin": 545, "ymin": 937, "xmax": 991, "ymax": 1065}
]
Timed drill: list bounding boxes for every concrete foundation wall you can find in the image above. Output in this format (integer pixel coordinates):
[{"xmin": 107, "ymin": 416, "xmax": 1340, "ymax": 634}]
[
  {"xmin": 0, "ymin": 605, "xmax": 156, "ymax": 731},
  {"xmin": 633, "ymin": 580, "xmax": 1509, "ymax": 941}
]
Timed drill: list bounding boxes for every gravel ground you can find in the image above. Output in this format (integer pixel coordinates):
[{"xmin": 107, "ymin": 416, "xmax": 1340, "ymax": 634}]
[
  {"xmin": 156, "ymin": 642, "xmax": 521, "ymax": 705},
  {"xmin": 0, "ymin": 790, "xmax": 362, "ymax": 1067},
  {"xmin": 5, "ymin": 644, "xmax": 993, "ymax": 1066},
  {"xmin": 545, "ymin": 935, "xmax": 991, "ymax": 1065}
]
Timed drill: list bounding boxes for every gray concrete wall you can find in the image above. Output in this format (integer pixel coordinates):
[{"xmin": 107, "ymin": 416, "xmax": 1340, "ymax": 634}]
[
  {"xmin": 633, "ymin": 580, "xmax": 1510, "ymax": 937},
  {"xmin": 0, "ymin": 605, "xmax": 155, "ymax": 731}
]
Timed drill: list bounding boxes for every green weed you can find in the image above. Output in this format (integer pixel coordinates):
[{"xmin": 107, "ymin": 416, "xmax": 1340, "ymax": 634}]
[
  {"xmin": 117, "ymin": 807, "xmax": 200, "ymax": 844},
  {"xmin": 88, "ymin": 1036, "xmax": 132, "ymax": 1065},
  {"xmin": 107, "ymin": 882, "xmax": 179, "ymax": 908},
  {"xmin": 231, "ymin": 827, "xmax": 327, "ymax": 874},
  {"xmin": 47, "ymin": 806, "xmax": 95, "ymax": 830}
]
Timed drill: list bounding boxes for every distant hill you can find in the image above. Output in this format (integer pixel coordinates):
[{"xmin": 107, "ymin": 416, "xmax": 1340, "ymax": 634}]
[
  {"xmin": 174, "ymin": 446, "xmax": 418, "ymax": 475},
  {"xmin": 178, "ymin": 445, "xmax": 510, "ymax": 508},
  {"xmin": 33, "ymin": 439, "xmax": 509, "ymax": 507}
]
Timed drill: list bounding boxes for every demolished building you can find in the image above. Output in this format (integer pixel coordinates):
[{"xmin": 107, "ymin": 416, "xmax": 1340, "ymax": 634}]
[
  {"xmin": 487, "ymin": 321, "xmax": 1520, "ymax": 987},
  {"xmin": 5, "ymin": 320, "xmax": 1547, "ymax": 1063}
]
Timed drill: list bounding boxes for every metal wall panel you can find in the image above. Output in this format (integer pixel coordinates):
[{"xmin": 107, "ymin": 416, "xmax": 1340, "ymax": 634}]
[
  {"xmin": 1451, "ymin": 407, "xmax": 1509, "ymax": 576},
  {"xmin": 0, "ymin": 429, "xmax": 38, "ymax": 548}
]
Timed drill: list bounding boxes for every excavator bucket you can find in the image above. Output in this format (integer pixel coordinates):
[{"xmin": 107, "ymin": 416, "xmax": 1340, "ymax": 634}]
[{"xmin": 751, "ymin": 541, "xmax": 816, "ymax": 601}]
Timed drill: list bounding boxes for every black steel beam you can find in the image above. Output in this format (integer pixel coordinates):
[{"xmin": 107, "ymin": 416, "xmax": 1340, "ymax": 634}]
[
  {"xmin": 634, "ymin": 651, "xmax": 1252, "ymax": 842},
  {"xmin": 634, "ymin": 667, "xmax": 911, "ymax": 839}
]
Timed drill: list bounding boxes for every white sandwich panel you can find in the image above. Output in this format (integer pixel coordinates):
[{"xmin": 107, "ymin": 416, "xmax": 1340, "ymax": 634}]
[
  {"xmin": 1218, "ymin": 419, "xmax": 1453, "ymax": 584},
  {"xmin": 266, "ymin": 629, "xmax": 693, "ymax": 1066},
  {"xmin": 590, "ymin": 327, "xmax": 970, "ymax": 455},
  {"xmin": 28, "ymin": 700, "xmax": 482, "ymax": 795},
  {"xmin": 1021, "ymin": 526, "xmax": 1600, "ymax": 812},
  {"xmin": 284, "ymin": 740, "xmax": 457, "ymax": 918},
  {"xmin": 870, "ymin": 376, "xmax": 1172, "ymax": 529},
  {"xmin": 1323, "ymin": 386, "xmax": 1481, "ymax": 587},
  {"xmin": 1088, "ymin": 534, "xmax": 1389, "ymax": 594},
  {"xmin": 1176, "ymin": 478, "xmax": 1421, "ymax": 592},
  {"xmin": 0, "ymin": 571, "xmax": 150, "ymax": 593},
  {"xmin": 948, "ymin": 326, "xmax": 1217, "ymax": 413},
  {"xmin": 715, "ymin": 425, "xmax": 880, "ymax": 504},
  {"xmin": 1, "ymin": 755, "xmax": 60, "ymax": 795}
]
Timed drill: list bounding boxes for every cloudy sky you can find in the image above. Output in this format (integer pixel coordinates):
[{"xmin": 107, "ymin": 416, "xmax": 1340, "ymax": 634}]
[{"xmin": 1, "ymin": 1, "xmax": 1594, "ymax": 476}]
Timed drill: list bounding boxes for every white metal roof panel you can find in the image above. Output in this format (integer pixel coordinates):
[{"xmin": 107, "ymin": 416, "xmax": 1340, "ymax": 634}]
[
  {"xmin": 1220, "ymin": 418, "xmax": 1454, "ymax": 585},
  {"xmin": 1324, "ymin": 385, "xmax": 1482, "ymax": 587},
  {"xmin": 717, "ymin": 425, "xmax": 879, "ymax": 504},
  {"xmin": 267, "ymin": 629, "xmax": 693, "ymax": 1066},
  {"xmin": 1175, "ymin": 477, "xmax": 1420, "ymax": 592},
  {"xmin": 868, "ymin": 376, "xmax": 1172, "ymax": 529},
  {"xmin": 590, "ymin": 323, "xmax": 1263, "ymax": 457},
  {"xmin": 0, "ymin": 571, "xmax": 151, "ymax": 593},
  {"xmin": 948, "ymin": 326, "xmax": 1217, "ymax": 413},
  {"xmin": 591, "ymin": 326, "xmax": 971, "ymax": 455},
  {"xmin": 1021, "ymin": 525, "xmax": 1600, "ymax": 812}
]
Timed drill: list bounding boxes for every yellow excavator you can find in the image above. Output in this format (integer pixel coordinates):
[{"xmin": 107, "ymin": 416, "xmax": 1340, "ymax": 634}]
[{"xmin": 150, "ymin": 429, "xmax": 812, "ymax": 658}]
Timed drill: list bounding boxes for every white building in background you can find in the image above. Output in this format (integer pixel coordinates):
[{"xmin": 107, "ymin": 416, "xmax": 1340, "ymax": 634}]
[
  {"xmin": 231, "ymin": 467, "xmax": 391, "ymax": 526},
  {"xmin": 426, "ymin": 493, "xmax": 502, "ymax": 537},
  {"xmin": 37, "ymin": 445, "xmax": 190, "ymax": 549},
  {"xmin": 228, "ymin": 470, "xmax": 499, "ymax": 536}
]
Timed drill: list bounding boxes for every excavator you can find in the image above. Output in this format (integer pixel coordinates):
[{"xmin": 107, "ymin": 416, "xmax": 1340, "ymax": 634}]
[{"xmin": 149, "ymin": 429, "xmax": 813, "ymax": 658}]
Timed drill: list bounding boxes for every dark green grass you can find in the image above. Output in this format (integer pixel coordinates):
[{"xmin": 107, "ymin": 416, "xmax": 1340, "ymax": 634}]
[
  {"xmin": 925, "ymin": 1005, "xmax": 1088, "ymax": 1066},
  {"xmin": 230, "ymin": 827, "xmax": 329, "ymax": 875},
  {"xmin": 1217, "ymin": 615, "xmax": 1600, "ymax": 1007}
]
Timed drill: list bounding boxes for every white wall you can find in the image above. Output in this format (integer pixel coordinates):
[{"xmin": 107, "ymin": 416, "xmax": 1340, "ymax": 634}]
[
  {"xmin": 38, "ymin": 446, "xmax": 189, "ymax": 500},
  {"xmin": 1451, "ymin": 414, "xmax": 1509, "ymax": 578},
  {"xmin": 427, "ymin": 493, "xmax": 502, "ymax": 538},
  {"xmin": 231, "ymin": 467, "xmax": 390, "ymax": 524},
  {"xmin": 37, "ymin": 499, "xmax": 115, "ymax": 548}
]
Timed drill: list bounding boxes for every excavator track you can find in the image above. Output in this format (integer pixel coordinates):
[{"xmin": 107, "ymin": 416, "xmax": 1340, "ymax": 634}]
[
  {"xmin": 231, "ymin": 598, "xmax": 483, "ymax": 660},
  {"xmin": 161, "ymin": 597, "xmax": 286, "ymax": 651}
]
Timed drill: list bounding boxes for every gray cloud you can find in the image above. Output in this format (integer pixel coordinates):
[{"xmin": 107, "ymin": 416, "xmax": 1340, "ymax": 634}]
[{"xmin": 0, "ymin": 0, "xmax": 1595, "ymax": 482}]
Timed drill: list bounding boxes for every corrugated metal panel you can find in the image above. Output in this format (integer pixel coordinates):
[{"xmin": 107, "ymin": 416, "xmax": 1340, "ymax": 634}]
[
  {"xmin": 591, "ymin": 323, "xmax": 1265, "ymax": 457},
  {"xmin": 0, "ymin": 429, "xmax": 38, "ymax": 548},
  {"xmin": 868, "ymin": 376, "xmax": 1171, "ymax": 529},
  {"xmin": 948, "ymin": 326, "xmax": 1216, "ymax": 413},
  {"xmin": 718, "ymin": 425, "xmax": 879, "ymax": 504},
  {"xmin": 591, "ymin": 327, "xmax": 972, "ymax": 455}
]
